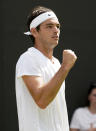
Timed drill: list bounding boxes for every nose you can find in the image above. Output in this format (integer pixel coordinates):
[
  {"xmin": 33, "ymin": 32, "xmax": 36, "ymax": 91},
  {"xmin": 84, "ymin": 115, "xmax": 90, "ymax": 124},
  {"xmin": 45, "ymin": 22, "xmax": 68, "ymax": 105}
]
[{"xmin": 53, "ymin": 26, "xmax": 59, "ymax": 33}]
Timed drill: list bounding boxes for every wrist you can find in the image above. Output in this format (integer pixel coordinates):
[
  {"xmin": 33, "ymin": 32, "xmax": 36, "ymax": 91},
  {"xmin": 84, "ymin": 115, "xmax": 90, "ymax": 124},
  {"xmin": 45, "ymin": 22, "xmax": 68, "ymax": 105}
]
[{"xmin": 61, "ymin": 63, "xmax": 71, "ymax": 73}]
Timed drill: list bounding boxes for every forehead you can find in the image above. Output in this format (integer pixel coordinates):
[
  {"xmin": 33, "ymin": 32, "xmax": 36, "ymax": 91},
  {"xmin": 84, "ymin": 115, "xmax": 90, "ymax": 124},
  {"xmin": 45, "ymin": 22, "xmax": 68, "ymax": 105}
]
[
  {"xmin": 91, "ymin": 88, "xmax": 96, "ymax": 94},
  {"xmin": 41, "ymin": 17, "xmax": 60, "ymax": 25}
]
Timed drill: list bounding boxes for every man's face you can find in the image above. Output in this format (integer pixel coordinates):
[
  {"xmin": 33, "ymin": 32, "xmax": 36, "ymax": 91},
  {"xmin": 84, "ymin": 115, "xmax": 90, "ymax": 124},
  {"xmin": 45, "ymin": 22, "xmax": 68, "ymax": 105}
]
[{"xmin": 36, "ymin": 18, "xmax": 60, "ymax": 49}]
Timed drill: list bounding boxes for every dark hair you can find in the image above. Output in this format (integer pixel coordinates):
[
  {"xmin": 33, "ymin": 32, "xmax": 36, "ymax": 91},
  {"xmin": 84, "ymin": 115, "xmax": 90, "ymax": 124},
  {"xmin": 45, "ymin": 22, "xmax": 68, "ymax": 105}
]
[
  {"xmin": 26, "ymin": 6, "xmax": 53, "ymax": 44},
  {"xmin": 87, "ymin": 82, "xmax": 96, "ymax": 106}
]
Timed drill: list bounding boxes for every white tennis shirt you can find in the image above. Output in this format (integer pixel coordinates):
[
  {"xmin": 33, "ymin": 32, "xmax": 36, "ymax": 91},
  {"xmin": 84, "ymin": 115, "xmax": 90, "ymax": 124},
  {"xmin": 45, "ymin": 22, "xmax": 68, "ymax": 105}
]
[{"xmin": 15, "ymin": 47, "xmax": 69, "ymax": 131}]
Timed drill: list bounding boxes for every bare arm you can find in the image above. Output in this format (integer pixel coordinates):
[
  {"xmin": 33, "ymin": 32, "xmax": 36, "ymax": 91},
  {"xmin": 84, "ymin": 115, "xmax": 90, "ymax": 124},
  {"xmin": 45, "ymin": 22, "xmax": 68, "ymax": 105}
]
[
  {"xmin": 88, "ymin": 124, "xmax": 96, "ymax": 131},
  {"xmin": 22, "ymin": 50, "xmax": 77, "ymax": 109},
  {"xmin": 70, "ymin": 128, "xmax": 79, "ymax": 131}
]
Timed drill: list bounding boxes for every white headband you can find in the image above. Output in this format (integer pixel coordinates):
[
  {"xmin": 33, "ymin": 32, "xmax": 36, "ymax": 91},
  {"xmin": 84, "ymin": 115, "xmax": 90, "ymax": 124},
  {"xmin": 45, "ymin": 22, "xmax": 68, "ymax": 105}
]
[{"xmin": 24, "ymin": 11, "xmax": 58, "ymax": 35}]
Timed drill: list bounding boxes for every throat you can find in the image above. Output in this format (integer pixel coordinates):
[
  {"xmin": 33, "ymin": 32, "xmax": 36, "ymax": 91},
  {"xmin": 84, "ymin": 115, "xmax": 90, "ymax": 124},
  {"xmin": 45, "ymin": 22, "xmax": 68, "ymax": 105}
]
[
  {"xmin": 34, "ymin": 45, "xmax": 53, "ymax": 60},
  {"xmin": 88, "ymin": 106, "xmax": 96, "ymax": 114}
]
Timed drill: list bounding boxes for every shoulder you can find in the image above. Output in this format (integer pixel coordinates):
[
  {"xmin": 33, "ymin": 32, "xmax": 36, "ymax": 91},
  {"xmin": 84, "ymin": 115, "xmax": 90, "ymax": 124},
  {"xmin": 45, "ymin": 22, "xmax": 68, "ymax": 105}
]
[
  {"xmin": 16, "ymin": 47, "xmax": 39, "ymax": 66},
  {"xmin": 16, "ymin": 51, "xmax": 31, "ymax": 67},
  {"xmin": 18, "ymin": 47, "xmax": 37, "ymax": 59},
  {"xmin": 73, "ymin": 107, "xmax": 87, "ymax": 116},
  {"xmin": 16, "ymin": 47, "xmax": 43, "ymax": 77}
]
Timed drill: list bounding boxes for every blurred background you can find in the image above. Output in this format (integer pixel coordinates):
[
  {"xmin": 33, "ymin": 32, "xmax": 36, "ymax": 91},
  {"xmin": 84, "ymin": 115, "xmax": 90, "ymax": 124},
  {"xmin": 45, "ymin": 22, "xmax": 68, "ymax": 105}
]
[{"xmin": 1, "ymin": 0, "xmax": 96, "ymax": 131}]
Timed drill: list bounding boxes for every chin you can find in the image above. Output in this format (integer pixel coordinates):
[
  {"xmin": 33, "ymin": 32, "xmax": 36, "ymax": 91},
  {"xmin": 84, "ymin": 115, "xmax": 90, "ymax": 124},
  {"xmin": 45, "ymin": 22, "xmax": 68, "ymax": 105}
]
[
  {"xmin": 51, "ymin": 42, "xmax": 58, "ymax": 49},
  {"xmin": 54, "ymin": 41, "xmax": 59, "ymax": 46}
]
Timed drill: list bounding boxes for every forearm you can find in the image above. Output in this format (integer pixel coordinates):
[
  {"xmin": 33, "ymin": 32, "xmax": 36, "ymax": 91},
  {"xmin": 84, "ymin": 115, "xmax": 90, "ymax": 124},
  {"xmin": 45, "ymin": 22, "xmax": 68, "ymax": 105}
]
[{"xmin": 37, "ymin": 65, "xmax": 70, "ymax": 108}]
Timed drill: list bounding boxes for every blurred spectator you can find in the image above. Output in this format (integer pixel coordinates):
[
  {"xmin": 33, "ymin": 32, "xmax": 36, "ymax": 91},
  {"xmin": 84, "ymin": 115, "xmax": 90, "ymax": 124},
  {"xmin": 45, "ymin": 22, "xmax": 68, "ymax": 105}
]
[{"xmin": 70, "ymin": 82, "xmax": 96, "ymax": 131}]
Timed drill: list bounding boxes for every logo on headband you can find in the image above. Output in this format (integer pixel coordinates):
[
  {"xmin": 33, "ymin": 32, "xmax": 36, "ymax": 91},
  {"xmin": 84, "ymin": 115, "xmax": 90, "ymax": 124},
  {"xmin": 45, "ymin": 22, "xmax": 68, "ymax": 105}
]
[{"xmin": 48, "ymin": 14, "xmax": 51, "ymax": 16}]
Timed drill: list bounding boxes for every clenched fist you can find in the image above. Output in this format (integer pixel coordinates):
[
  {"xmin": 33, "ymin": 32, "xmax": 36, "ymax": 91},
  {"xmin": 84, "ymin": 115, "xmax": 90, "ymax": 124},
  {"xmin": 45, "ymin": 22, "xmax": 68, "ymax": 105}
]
[{"xmin": 62, "ymin": 49, "xmax": 77, "ymax": 71}]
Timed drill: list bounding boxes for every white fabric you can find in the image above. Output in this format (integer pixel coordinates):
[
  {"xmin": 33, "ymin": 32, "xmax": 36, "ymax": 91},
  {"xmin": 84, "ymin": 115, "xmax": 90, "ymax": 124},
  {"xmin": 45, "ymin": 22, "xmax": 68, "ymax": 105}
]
[
  {"xmin": 70, "ymin": 107, "xmax": 96, "ymax": 131},
  {"xmin": 15, "ymin": 47, "xmax": 69, "ymax": 131},
  {"xmin": 30, "ymin": 12, "xmax": 58, "ymax": 29},
  {"xmin": 24, "ymin": 11, "xmax": 58, "ymax": 35}
]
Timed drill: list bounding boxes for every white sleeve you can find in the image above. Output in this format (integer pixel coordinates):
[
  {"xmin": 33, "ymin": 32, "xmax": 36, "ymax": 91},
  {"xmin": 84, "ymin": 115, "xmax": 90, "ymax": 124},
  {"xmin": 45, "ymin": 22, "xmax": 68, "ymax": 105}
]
[
  {"xmin": 70, "ymin": 109, "xmax": 80, "ymax": 129},
  {"xmin": 16, "ymin": 53, "xmax": 42, "ymax": 78}
]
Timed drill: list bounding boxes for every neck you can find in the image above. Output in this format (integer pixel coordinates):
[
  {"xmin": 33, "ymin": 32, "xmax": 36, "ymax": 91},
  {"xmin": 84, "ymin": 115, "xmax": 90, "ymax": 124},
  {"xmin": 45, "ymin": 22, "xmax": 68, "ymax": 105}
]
[
  {"xmin": 88, "ymin": 104, "xmax": 96, "ymax": 114},
  {"xmin": 34, "ymin": 44, "xmax": 53, "ymax": 60}
]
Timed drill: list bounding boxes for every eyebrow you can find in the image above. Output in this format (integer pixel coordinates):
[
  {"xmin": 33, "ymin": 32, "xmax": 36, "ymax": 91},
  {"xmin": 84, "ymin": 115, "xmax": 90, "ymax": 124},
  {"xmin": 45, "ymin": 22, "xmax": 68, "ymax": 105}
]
[{"xmin": 45, "ymin": 23, "xmax": 60, "ymax": 26}]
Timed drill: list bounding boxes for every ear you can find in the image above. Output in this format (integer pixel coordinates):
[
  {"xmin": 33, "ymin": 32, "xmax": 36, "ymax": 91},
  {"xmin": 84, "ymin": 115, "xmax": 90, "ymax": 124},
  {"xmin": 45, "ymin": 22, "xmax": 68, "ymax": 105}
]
[{"xmin": 30, "ymin": 28, "xmax": 38, "ymax": 38}]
